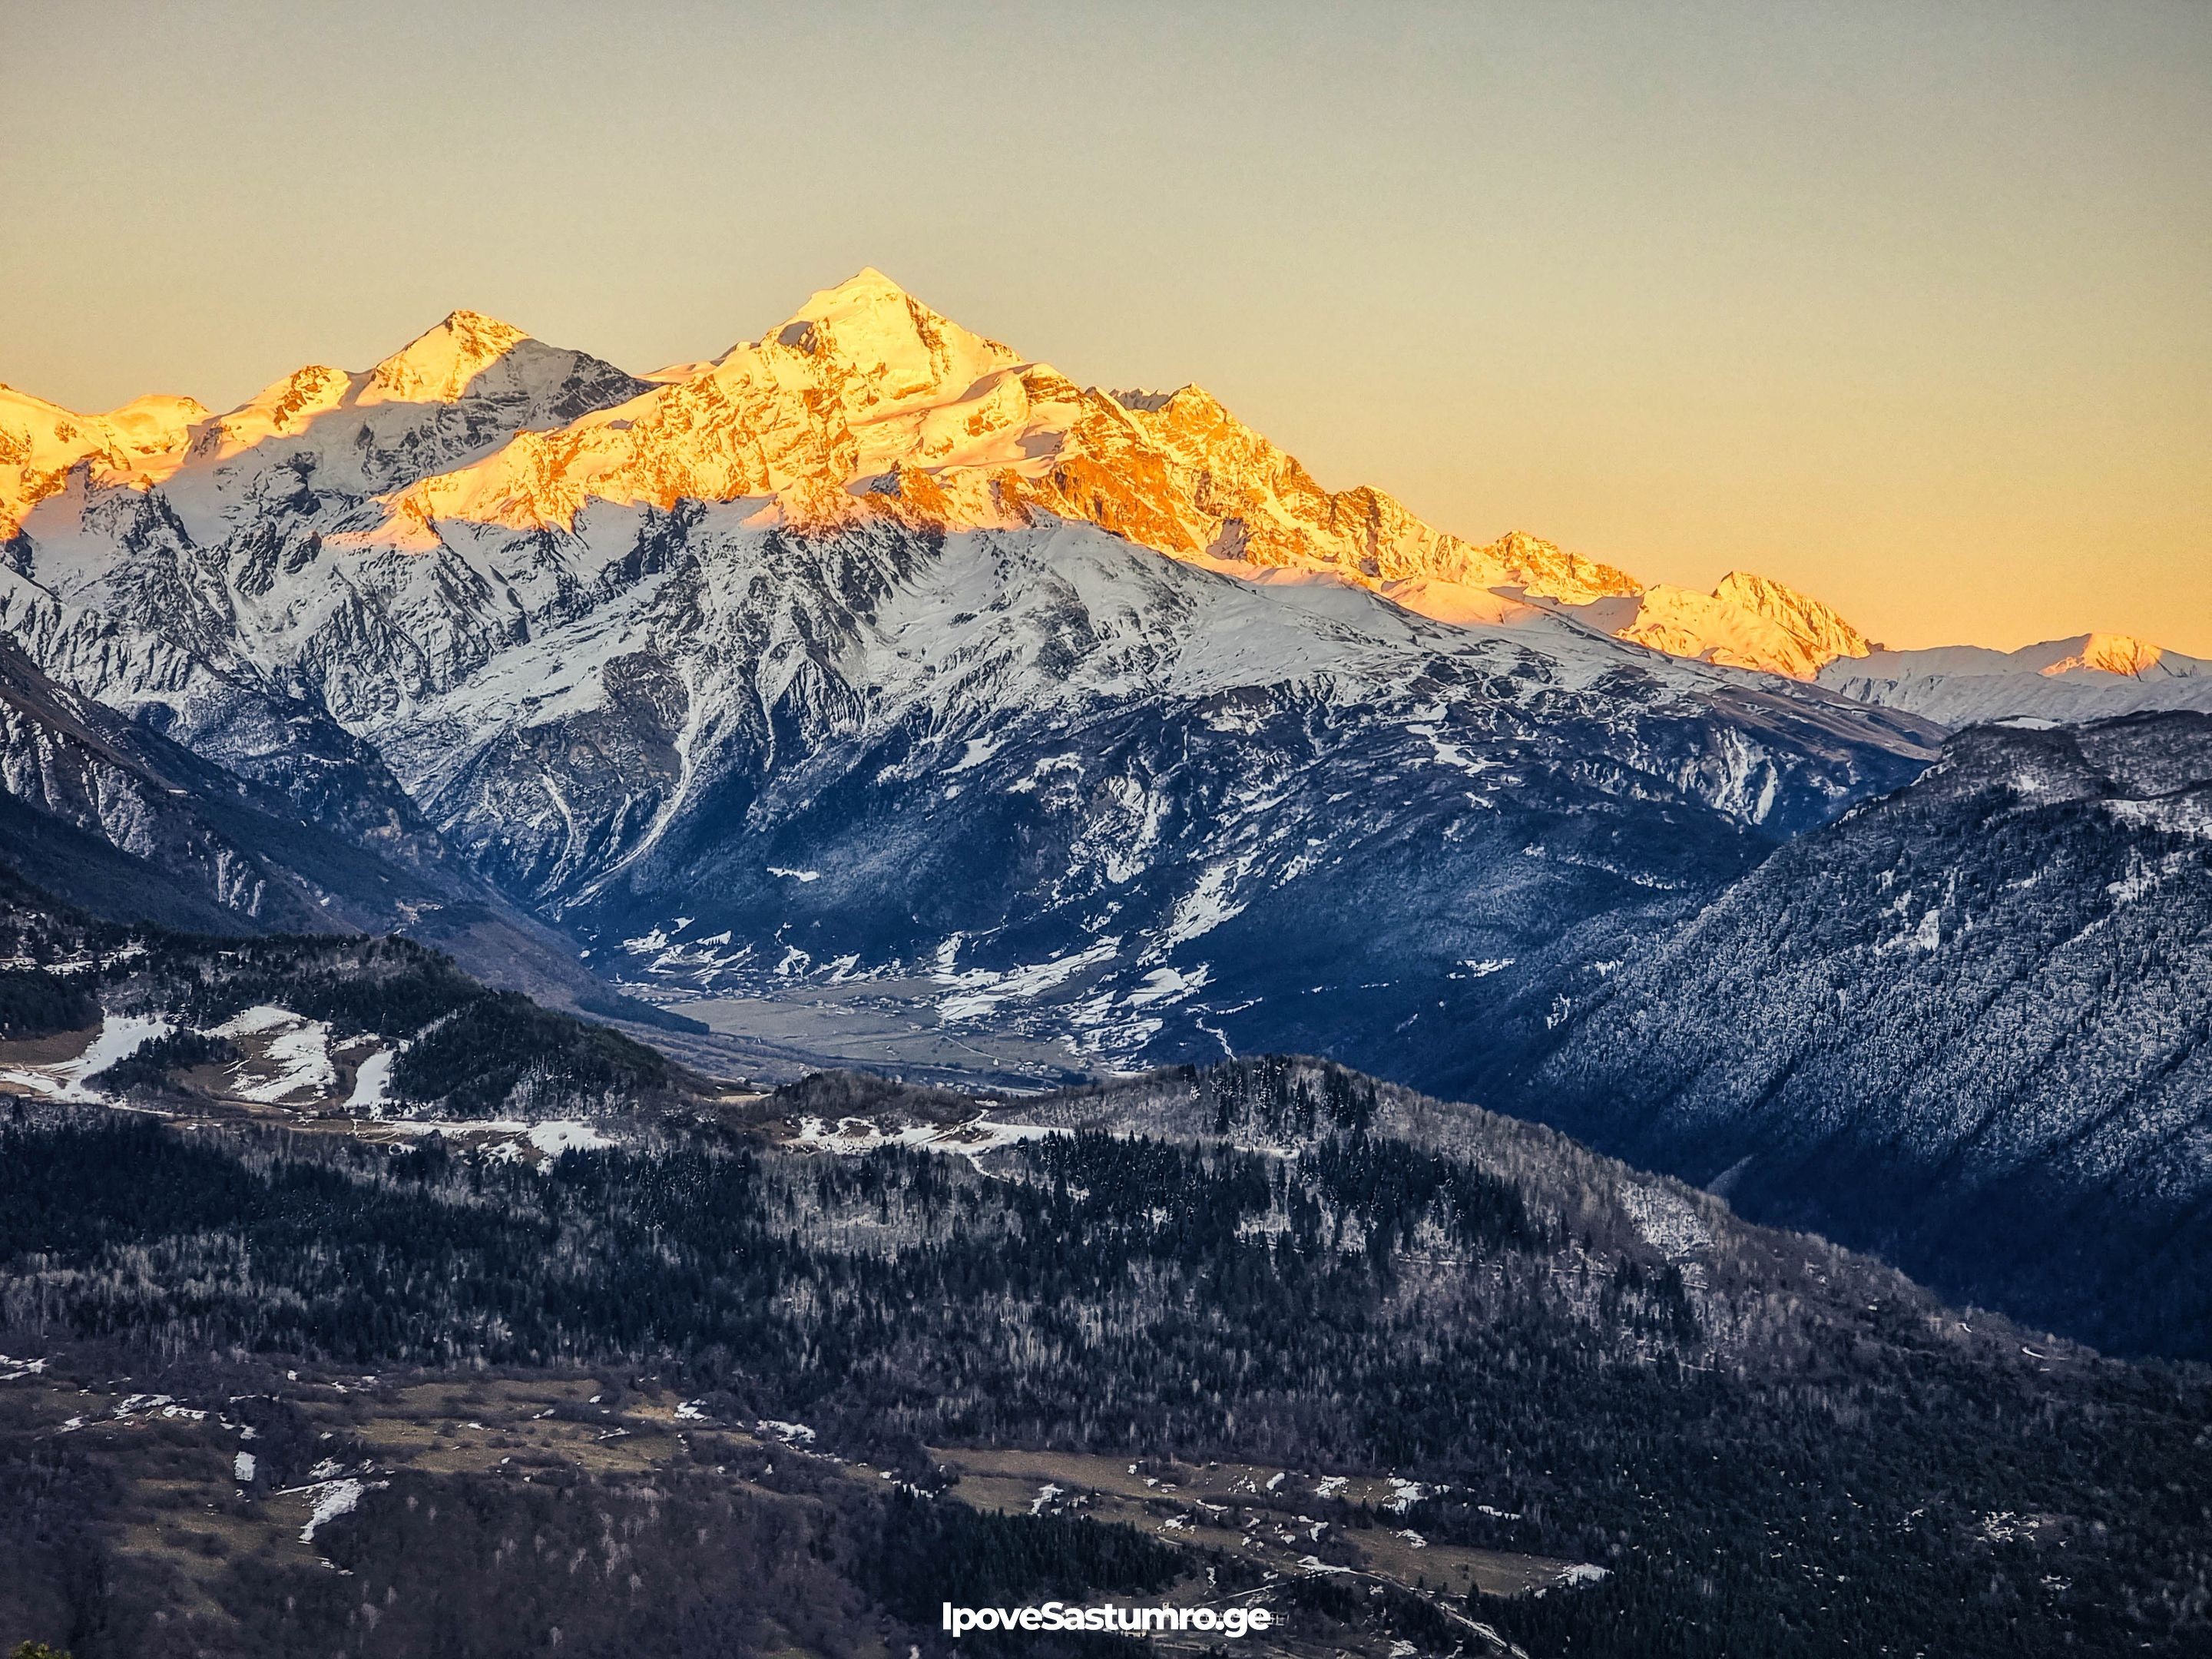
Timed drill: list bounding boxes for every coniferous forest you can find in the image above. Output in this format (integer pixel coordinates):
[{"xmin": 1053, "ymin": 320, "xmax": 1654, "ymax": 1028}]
[{"xmin": 2, "ymin": 1052, "xmax": 2209, "ymax": 1657}]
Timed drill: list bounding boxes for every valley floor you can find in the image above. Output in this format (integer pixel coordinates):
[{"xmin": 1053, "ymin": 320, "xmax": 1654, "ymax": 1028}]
[{"xmin": 0, "ymin": 1346, "xmax": 1582, "ymax": 1659}]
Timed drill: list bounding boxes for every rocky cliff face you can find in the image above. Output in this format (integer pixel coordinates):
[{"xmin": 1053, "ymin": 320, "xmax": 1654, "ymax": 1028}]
[{"xmin": 0, "ymin": 632, "xmax": 435, "ymax": 935}]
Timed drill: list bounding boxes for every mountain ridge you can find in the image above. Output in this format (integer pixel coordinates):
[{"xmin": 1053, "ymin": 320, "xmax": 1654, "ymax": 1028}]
[
  {"xmin": 1505, "ymin": 708, "xmax": 2212, "ymax": 1359},
  {"xmin": 0, "ymin": 268, "xmax": 2197, "ymax": 1149},
  {"xmin": 8, "ymin": 269, "xmax": 2201, "ymax": 696}
]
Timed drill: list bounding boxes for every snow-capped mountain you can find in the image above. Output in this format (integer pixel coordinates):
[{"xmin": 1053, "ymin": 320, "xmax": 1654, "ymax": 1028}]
[
  {"xmin": 1581, "ymin": 570, "xmax": 1875, "ymax": 680},
  {"xmin": 346, "ymin": 271, "xmax": 1889, "ymax": 680},
  {"xmin": 0, "ymin": 270, "xmax": 1962, "ymax": 1075},
  {"xmin": 2, "ymin": 272, "xmax": 1870, "ymax": 692},
  {"xmin": 0, "ymin": 382, "xmax": 208, "ymax": 539},
  {"xmin": 1, "ymin": 312, "xmax": 651, "ymax": 846},
  {"xmin": 0, "ymin": 631, "xmax": 688, "ymax": 1027},
  {"xmin": 1819, "ymin": 634, "xmax": 2212, "ymax": 726},
  {"xmin": 12, "ymin": 266, "xmax": 2196, "ymax": 1086},
  {"xmin": 1510, "ymin": 710, "xmax": 2212, "ymax": 1359}
]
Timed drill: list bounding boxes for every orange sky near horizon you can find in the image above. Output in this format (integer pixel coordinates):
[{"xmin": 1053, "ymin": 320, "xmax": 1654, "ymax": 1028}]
[{"xmin": 2, "ymin": 2, "xmax": 2206, "ymax": 654}]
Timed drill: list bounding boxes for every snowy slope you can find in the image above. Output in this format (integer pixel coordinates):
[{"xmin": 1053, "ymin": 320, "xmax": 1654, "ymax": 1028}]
[
  {"xmin": 377, "ymin": 508, "xmax": 1936, "ymax": 1075},
  {"xmin": 1820, "ymin": 634, "xmax": 2212, "ymax": 725}
]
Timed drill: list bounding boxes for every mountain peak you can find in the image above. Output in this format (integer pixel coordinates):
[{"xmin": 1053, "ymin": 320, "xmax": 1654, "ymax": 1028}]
[
  {"xmin": 368, "ymin": 310, "xmax": 533, "ymax": 402},
  {"xmin": 99, "ymin": 392, "xmax": 210, "ymax": 455},
  {"xmin": 756, "ymin": 267, "xmax": 1020, "ymax": 413},
  {"xmin": 819, "ymin": 265, "xmax": 908, "ymax": 300},
  {"xmin": 1711, "ymin": 569, "xmax": 1873, "ymax": 661},
  {"xmin": 442, "ymin": 306, "xmax": 522, "ymax": 334},
  {"xmin": 780, "ymin": 267, "xmax": 932, "ymax": 338},
  {"xmin": 2044, "ymin": 632, "xmax": 2164, "ymax": 677},
  {"xmin": 1605, "ymin": 568, "xmax": 1873, "ymax": 679},
  {"xmin": 1493, "ymin": 528, "xmax": 1564, "ymax": 558}
]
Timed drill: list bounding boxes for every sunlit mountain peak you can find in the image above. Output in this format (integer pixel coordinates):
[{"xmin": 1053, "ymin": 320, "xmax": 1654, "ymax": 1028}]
[
  {"xmin": 2043, "ymin": 632, "xmax": 2165, "ymax": 678},
  {"xmin": 365, "ymin": 310, "xmax": 535, "ymax": 404},
  {"xmin": 15, "ymin": 270, "xmax": 2192, "ymax": 694}
]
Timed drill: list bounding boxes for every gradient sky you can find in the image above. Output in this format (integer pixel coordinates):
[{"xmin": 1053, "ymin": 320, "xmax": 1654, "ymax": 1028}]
[{"xmin": 4, "ymin": 2, "xmax": 2206, "ymax": 653}]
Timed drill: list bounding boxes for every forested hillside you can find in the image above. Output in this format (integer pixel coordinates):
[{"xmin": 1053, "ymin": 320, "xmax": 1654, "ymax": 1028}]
[
  {"xmin": 1, "ymin": 1058, "xmax": 2207, "ymax": 1656},
  {"xmin": 1512, "ymin": 712, "xmax": 2212, "ymax": 1359},
  {"xmin": 0, "ymin": 869, "xmax": 692, "ymax": 1122}
]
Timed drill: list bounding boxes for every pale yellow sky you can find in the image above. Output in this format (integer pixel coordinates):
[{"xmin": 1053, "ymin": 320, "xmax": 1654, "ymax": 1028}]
[{"xmin": 3, "ymin": 2, "xmax": 2206, "ymax": 652}]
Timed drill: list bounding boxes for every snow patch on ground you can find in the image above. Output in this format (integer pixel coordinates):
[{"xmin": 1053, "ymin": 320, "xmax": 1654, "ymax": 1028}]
[
  {"xmin": 2105, "ymin": 849, "xmax": 2191, "ymax": 906},
  {"xmin": 1157, "ymin": 858, "xmax": 1253, "ymax": 952},
  {"xmin": 212, "ymin": 1005, "xmax": 293, "ymax": 1037},
  {"xmin": 526, "ymin": 1121, "xmax": 615, "ymax": 1157},
  {"xmin": 793, "ymin": 1114, "xmax": 1068, "ymax": 1165},
  {"xmin": 345, "ymin": 1048, "xmax": 395, "ymax": 1111},
  {"xmin": 2108, "ymin": 795, "xmax": 2212, "ymax": 839},
  {"xmin": 60, "ymin": 1392, "xmax": 207, "ymax": 1430},
  {"xmin": 1406, "ymin": 720, "xmax": 1496, "ymax": 778},
  {"xmin": 475, "ymin": 1120, "xmax": 618, "ymax": 1161},
  {"xmin": 1618, "ymin": 1181, "xmax": 1714, "ymax": 1263},
  {"xmin": 298, "ymin": 1477, "xmax": 384, "ymax": 1543},
  {"xmin": 949, "ymin": 736, "xmax": 1002, "ymax": 773},
  {"xmin": 214, "ymin": 1008, "xmax": 337, "ymax": 1103},
  {"xmin": 0, "ymin": 1014, "xmax": 176, "ymax": 1101},
  {"xmin": 1126, "ymin": 963, "xmax": 1211, "ymax": 1008},
  {"xmin": 935, "ymin": 939, "xmax": 1119, "ymax": 1022}
]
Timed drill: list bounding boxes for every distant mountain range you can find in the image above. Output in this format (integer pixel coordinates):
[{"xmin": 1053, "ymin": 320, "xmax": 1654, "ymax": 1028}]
[
  {"xmin": 2, "ymin": 269, "xmax": 2206, "ymax": 1357},
  {"xmin": 1820, "ymin": 634, "xmax": 2212, "ymax": 725},
  {"xmin": 8, "ymin": 271, "xmax": 2197, "ymax": 706}
]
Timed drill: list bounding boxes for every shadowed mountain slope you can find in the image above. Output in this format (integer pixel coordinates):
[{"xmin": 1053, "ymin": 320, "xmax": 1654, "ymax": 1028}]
[{"xmin": 1508, "ymin": 711, "xmax": 2212, "ymax": 1358}]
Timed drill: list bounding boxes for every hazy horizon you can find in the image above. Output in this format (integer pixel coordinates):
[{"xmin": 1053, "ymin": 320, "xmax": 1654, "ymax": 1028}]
[{"xmin": 4, "ymin": 1, "xmax": 2205, "ymax": 654}]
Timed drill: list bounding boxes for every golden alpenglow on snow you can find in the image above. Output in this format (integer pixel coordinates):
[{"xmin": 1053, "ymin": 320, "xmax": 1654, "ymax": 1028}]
[{"xmin": 1, "ymin": 5, "xmax": 2207, "ymax": 1657}]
